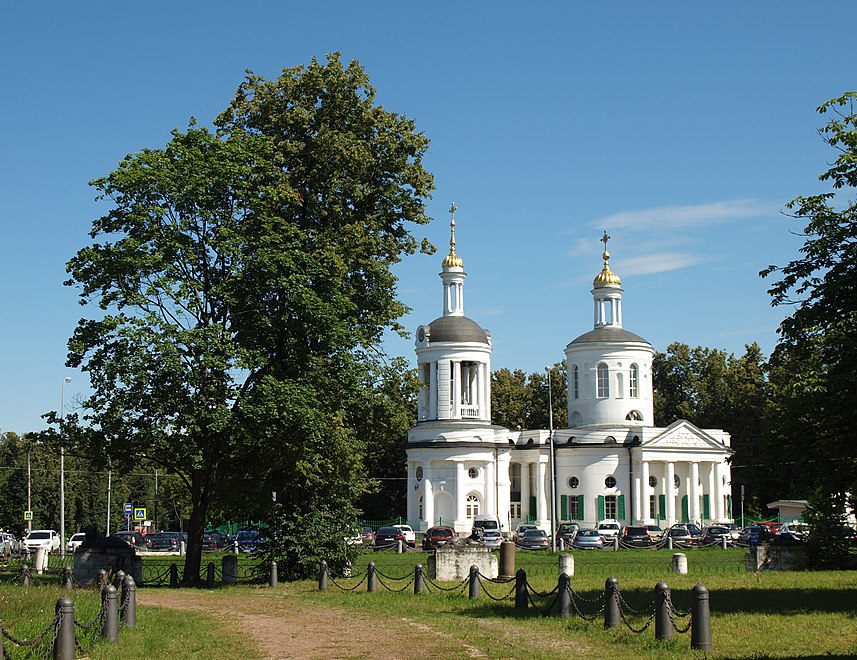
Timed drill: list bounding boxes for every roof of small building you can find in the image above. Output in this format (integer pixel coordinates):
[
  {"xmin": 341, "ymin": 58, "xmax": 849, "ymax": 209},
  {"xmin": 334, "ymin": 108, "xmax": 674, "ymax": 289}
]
[
  {"xmin": 426, "ymin": 316, "xmax": 489, "ymax": 344},
  {"xmin": 567, "ymin": 325, "xmax": 651, "ymax": 347}
]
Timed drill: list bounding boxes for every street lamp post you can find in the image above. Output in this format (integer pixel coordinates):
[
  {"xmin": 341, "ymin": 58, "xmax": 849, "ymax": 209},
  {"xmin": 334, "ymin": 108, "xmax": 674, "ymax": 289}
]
[
  {"xmin": 60, "ymin": 376, "xmax": 71, "ymax": 558},
  {"xmin": 546, "ymin": 367, "xmax": 557, "ymax": 553}
]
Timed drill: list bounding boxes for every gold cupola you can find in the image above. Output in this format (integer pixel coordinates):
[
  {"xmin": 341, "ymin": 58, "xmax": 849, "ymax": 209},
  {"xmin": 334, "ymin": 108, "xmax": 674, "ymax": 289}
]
[
  {"xmin": 442, "ymin": 202, "xmax": 464, "ymax": 268},
  {"xmin": 593, "ymin": 230, "xmax": 621, "ymax": 287}
]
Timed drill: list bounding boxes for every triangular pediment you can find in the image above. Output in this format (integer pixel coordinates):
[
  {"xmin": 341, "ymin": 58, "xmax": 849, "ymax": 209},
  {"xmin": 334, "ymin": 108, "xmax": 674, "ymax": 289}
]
[{"xmin": 643, "ymin": 420, "xmax": 728, "ymax": 451}]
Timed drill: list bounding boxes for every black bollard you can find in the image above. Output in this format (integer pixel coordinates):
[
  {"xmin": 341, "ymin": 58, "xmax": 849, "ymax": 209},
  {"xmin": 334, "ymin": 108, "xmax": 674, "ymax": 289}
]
[
  {"xmin": 114, "ymin": 570, "xmax": 126, "ymax": 590},
  {"xmin": 54, "ymin": 596, "xmax": 75, "ymax": 660},
  {"xmin": 318, "ymin": 560, "xmax": 328, "ymax": 591},
  {"xmin": 654, "ymin": 582, "xmax": 673, "ymax": 640},
  {"xmin": 691, "ymin": 584, "xmax": 713, "ymax": 651},
  {"xmin": 468, "ymin": 565, "xmax": 480, "ymax": 600},
  {"xmin": 101, "ymin": 584, "xmax": 119, "ymax": 642},
  {"xmin": 20, "ymin": 564, "xmax": 30, "ymax": 587},
  {"xmin": 367, "ymin": 562, "xmax": 377, "ymax": 592},
  {"xmin": 414, "ymin": 564, "xmax": 424, "ymax": 594},
  {"xmin": 604, "ymin": 576, "xmax": 620, "ymax": 629},
  {"xmin": 122, "ymin": 575, "xmax": 137, "ymax": 628},
  {"xmin": 169, "ymin": 563, "xmax": 179, "ymax": 588},
  {"xmin": 97, "ymin": 568, "xmax": 108, "ymax": 588},
  {"xmin": 269, "ymin": 561, "xmax": 278, "ymax": 588},
  {"xmin": 207, "ymin": 562, "xmax": 215, "ymax": 589},
  {"xmin": 514, "ymin": 569, "xmax": 528, "ymax": 610},
  {"xmin": 62, "ymin": 566, "xmax": 73, "ymax": 590},
  {"xmin": 555, "ymin": 573, "xmax": 571, "ymax": 617}
]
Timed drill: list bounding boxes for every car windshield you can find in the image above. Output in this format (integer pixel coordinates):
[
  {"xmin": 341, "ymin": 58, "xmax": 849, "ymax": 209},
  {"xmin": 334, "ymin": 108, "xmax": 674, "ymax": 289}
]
[
  {"xmin": 600, "ymin": 523, "xmax": 619, "ymax": 530},
  {"xmin": 579, "ymin": 530, "xmax": 598, "ymax": 537},
  {"xmin": 28, "ymin": 532, "xmax": 51, "ymax": 539},
  {"xmin": 708, "ymin": 527, "xmax": 728, "ymax": 534},
  {"xmin": 377, "ymin": 527, "xmax": 399, "ymax": 535},
  {"xmin": 484, "ymin": 531, "xmax": 501, "ymax": 538},
  {"xmin": 433, "ymin": 529, "xmax": 453, "ymax": 538},
  {"xmin": 524, "ymin": 530, "xmax": 546, "ymax": 537}
]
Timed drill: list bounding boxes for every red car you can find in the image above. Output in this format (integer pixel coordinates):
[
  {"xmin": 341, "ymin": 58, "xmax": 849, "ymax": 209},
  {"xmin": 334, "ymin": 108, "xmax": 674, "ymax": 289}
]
[{"xmin": 422, "ymin": 526, "xmax": 457, "ymax": 550}]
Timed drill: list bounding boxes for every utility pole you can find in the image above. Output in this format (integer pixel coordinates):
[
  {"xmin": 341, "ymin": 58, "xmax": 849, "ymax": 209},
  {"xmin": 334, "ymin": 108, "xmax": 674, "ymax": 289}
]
[{"xmin": 546, "ymin": 367, "xmax": 557, "ymax": 553}]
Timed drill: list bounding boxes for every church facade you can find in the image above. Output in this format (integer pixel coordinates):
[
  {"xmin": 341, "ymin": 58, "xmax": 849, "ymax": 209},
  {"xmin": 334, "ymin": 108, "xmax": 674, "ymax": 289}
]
[{"xmin": 405, "ymin": 209, "xmax": 734, "ymax": 534}]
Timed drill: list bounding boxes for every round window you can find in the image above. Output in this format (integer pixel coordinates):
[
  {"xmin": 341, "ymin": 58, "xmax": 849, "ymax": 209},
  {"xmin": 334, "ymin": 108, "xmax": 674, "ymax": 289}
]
[
  {"xmin": 648, "ymin": 476, "xmax": 657, "ymax": 488},
  {"xmin": 605, "ymin": 475, "xmax": 617, "ymax": 488},
  {"xmin": 415, "ymin": 466, "xmax": 423, "ymax": 481},
  {"xmin": 568, "ymin": 476, "xmax": 579, "ymax": 489},
  {"xmin": 468, "ymin": 467, "xmax": 479, "ymax": 479}
]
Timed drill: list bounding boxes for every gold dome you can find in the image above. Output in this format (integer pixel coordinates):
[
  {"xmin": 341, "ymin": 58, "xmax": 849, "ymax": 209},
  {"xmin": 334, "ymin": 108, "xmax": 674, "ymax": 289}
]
[
  {"xmin": 442, "ymin": 202, "xmax": 464, "ymax": 268},
  {"xmin": 593, "ymin": 231, "xmax": 621, "ymax": 287}
]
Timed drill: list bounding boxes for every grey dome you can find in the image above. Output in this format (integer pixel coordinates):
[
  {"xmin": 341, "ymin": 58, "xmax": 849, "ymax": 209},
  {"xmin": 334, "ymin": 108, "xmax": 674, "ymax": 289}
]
[
  {"xmin": 426, "ymin": 316, "xmax": 490, "ymax": 344},
  {"xmin": 567, "ymin": 326, "xmax": 651, "ymax": 348}
]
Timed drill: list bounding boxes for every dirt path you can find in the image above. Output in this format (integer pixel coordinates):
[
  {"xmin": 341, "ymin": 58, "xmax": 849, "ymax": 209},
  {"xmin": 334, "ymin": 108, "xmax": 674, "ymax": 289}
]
[{"xmin": 137, "ymin": 587, "xmax": 488, "ymax": 659}]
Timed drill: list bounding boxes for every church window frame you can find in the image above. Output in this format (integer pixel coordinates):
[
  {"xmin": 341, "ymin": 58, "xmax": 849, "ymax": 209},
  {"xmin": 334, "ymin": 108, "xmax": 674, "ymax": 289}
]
[
  {"xmin": 629, "ymin": 363, "xmax": 639, "ymax": 398},
  {"xmin": 468, "ymin": 467, "xmax": 479, "ymax": 479},
  {"xmin": 604, "ymin": 494, "xmax": 618, "ymax": 519},
  {"xmin": 415, "ymin": 466, "xmax": 423, "ymax": 481},
  {"xmin": 568, "ymin": 476, "xmax": 580, "ymax": 489},
  {"xmin": 596, "ymin": 363, "xmax": 610, "ymax": 398},
  {"xmin": 605, "ymin": 475, "xmax": 617, "ymax": 489},
  {"xmin": 648, "ymin": 475, "xmax": 657, "ymax": 488},
  {"xmin": 465, "ymin": 493, "xmax": 480, "ymax": 519},
  {"xmin": 572, "ymin": 365, "xmax": 579, "ymax": 400}
]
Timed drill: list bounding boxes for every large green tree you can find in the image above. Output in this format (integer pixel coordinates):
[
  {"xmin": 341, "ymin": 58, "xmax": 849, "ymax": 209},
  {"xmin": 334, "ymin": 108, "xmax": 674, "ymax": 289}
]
[
  {"xmin": 63, "ymin": 54, "xmax": 434, "ymax": 582},
  {"xmin": 761, "ymin": 92, "xmax": 857, "ymax": 514}
]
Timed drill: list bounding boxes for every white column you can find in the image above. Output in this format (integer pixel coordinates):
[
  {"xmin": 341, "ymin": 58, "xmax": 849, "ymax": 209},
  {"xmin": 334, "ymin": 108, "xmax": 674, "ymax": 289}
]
[
  {"xmin": 536, "ymin": 460, "xmax": 548, "ymax": 526},
  {"xmin": 437, "ymin": 360, "xmax": 450, "ymax": 420},
  {"xmin": 429, "ymin": 361, "xmax": 438, "ymax": 419},
  {"xmin": 633, "ymin": 459, "xmax": 642, "ymax": 523},
  {"xmin": 455, "ymin": 462, "xmax": 466, "ymax": 526},
  {"xmin": 641, "ymin": 460, "xmax": 651, "ymax": 522},
  {"xmin": 424, "ymin": 476, "xmax": 434, "ymax": 528},
  {"xmin": 453, "ymin": 361, "xmax": 461, "ymax": 419},
  {"xmin": 666, "ymin": 462, "xmax": 675, "ymax": 525},
  {"xmin": 484, "ymin": 362, "xmax": 492, "ymax": 421},
  {"xmin": 520, "ymin": 462, "xmax": 531, "ymax": 520},
  {"xmin": 690, "ymin": 462, "xmax": 700, "ymax": 524},
  {"xmin": 714, "ymin": 462, "xmax": 724, "ymax": 521},
  {"xmin": 706, "ymin": 462, "xmax": 715, "ymax": 524},
  {"xmin": 486, "ymin": 459, "xmax": 496, "ymax": 513}
]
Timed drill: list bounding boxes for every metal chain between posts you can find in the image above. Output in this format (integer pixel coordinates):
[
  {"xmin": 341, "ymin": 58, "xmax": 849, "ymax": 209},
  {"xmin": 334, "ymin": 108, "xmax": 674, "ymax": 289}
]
[
  {"xmin": 612, "ymin": 589, "xmax": 656, "ymax": 634},
  {"xmin": 668, "ymin": 602, "xmax": 694, "ymax": 634},
  {"xmin": 375, "ymin": 574, "xmax": 415, "ymax": 593},
  {"xmin": 524, "ymin": 579, "xmax": 559, "ymax": 599},
  {"xmin": 328, "ymin": 574, "xmax": 368, "ymax": 592},
  {"xmin": 666, "ymin": 595, "xmax": 691, "ymax": 618},
  {"xmin": 0, "ymin": 612, "xmax": 61, "ymax": 649},
  {"xmin": 423, "ymin": 575, "xmax": 469, "ymax": 593},
  {"xmin": 616, "ymin": 588, "xmax": 656, "ymax": 616},
  {"xmin": 374, "ymin": 568, "xmax": 411, "ymax": 581},
  {"xmin": 74, "ymin": 595, "xmax": 108, "ymax": 631},
  {"xmin": 474, "ymin": 574, "xmax": 516, "ymax": 601},
  {"xmin": 568, "ymin": 586, "xmax": 606, "ymax": 621}
]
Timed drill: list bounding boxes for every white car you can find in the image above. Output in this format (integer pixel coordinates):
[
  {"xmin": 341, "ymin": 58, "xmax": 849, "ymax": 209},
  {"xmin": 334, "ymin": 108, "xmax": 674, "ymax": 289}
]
[
  {"xmin": 23, "ymin": 529, "xmax": 60, "ymax": 553},
  {"xmin": 67, "ymin": 532, "xmax": 87, "ymax": 553},
  {"xmin": 392, "ymin": 524, "xmax": 416, "ymax": 547},
  {"xmin": 597, "ymin": 520, "xmax": 621, "ymax": 541},
  {"xmin": 1, "ymin": 533, "xmax": 21, "ymax": 555}
]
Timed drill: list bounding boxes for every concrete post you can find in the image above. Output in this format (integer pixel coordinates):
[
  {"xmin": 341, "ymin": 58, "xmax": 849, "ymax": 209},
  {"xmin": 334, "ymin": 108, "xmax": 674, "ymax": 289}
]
[
  {"xmin": 169, "ymin": 563, "xmax": 179, "ymax": 588},
  {"xmin": 691, "ymin": 584, "xmax": 713, "ymax": 651},
  {"xmin": 468, "ymin": 565, "xmax": 480, "ymax": 600},
  {"xmin": 54, "ymin": 596, "xmax": 75, "ymax": 660},
  {"xmin": 514, "ymin": 569, "xmax": 528, "ymax": 610},
  {"xmin": 62, "ymin": 567, "xmax": 73, "ymax": 590},
  {"xmin": 612, "ymin": 537, "xmax": 619, "ymax": 552},
  {"xmin": 101, "ymin": 584, "xmax": 119, "ymax": 642},
  {"xmin": 367, "ymin": 562, "xmax": 377, "ymax": 592},
  {"xmin": 414, "ymin": 564, "xmax": 424, "ymax": 594},
  {"xmin": 318, "ymin": 560, "xmax": 328, "ymax": 591},
  {"xmin": 558, "ymin": 538, "xmax": 564, "ymax": 552},
  {"xmin": 122, "ymin": 575, "xmax": 136, "ymax": 628},
  {"xmin": 672, "ymin": 553, "xmax": 688, "ymax": 575},
  {"xmin": 559, "ymin": 553, "xmax": 574, "ymax": 577},
  {"xmin": 667, "ymin": 536, "xmax": 673, "ymax": 550},
  {"xmin": 654, "ymin": 582, "xmax": 673, "ymax": 640},
  {"xmin": 397, "ymin": 540, "xmax": 403, "ymax": 554},
  {"xmin": 222, "ymin": 554, "xmax": 238, "ymax": 584},
  {"xmin": 35, "ymin": 547, "xmax": 47, "ymax": 574},
  {"xmin": 604, "ymin": 576, "xmax": 620, "ymax": 629},
  {"xmin": 269, "ymin": 561, "xmax": 278, "ymax": 588},
  {"xmin": 180, "ymin": 540, "xmax": 186, "ymax": 555},
  {"xmin": 206, "ymin": 562, "xmax": 215, "ymax": 589},
  {"xmin": 499, "ymin": 541, "xmax": 515, "ymax": 578},
  {"xmin": 20, "ymin": 564, "xmax": 31, "ymax": 587},
  {"xmin": 721, "ymin": 535, "xmax": 728, "ymax": 550},
  {"xmin": 556, "ymin": 573, "xmax": 571, "ymax": 617}
]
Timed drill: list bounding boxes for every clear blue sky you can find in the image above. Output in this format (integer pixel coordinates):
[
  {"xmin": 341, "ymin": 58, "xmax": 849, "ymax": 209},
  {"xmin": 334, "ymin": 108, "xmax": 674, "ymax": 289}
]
[{"xmin": 1, "ymin": 2, "xmax": 853, "ymax": 434}]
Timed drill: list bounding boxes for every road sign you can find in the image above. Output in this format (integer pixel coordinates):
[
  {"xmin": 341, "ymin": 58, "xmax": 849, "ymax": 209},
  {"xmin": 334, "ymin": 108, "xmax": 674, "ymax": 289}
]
[
  {"xmin": 124, "ymin": 502, "xmax": 133, "ymax": 515},
  {"xmin": 134, "ymin": 508, "xmax": 146, "ymax": 521},
  {"xmin": 24, "ymin": 510, "xmax": 33, "ymax": 520}
]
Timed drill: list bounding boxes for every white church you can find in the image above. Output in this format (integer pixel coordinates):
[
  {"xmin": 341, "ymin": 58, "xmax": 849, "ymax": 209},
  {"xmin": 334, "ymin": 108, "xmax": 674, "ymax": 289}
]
[{"xmin": 406, "ymin": 208, "xmax": 734, "ymax": 535}]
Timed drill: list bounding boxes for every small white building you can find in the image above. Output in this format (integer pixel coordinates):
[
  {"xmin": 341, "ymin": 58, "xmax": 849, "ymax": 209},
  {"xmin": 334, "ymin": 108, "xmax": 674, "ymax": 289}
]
[{"xmin": 406, "ymin": 211, "xmax": 734, "ymax": 534}]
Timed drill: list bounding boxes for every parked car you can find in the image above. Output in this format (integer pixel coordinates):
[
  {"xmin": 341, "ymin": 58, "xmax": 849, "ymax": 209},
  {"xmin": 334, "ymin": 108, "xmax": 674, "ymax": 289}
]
[
  {"xmin": 667, "ymin": 526, "xmax": 693, "ymax": 545},
  {"xmin": 518, "ymin": 528, "xmax": 550, "ymax": 550},
  {"xmin": 556, "ymin": 522, "xmax": 579, "ymax": 545},
  {"xmin": 147, "ymin": 531, "xmax": 187, "ymax": 552},
  {"xmin": 359, "ymin": 527, "xmax": 375, "ymax": 545},
  {"xmin": 701, "ymin": 525, "xmax": 731, "ymax": 545},
  {"xmin": 1, "ymin": 533, "xmax": 21, "ymax": 555},
  {"xmin": 422, "ymin": 526, "xmax": 457, "ymax": 550},
  {"xmin": 621, "ymin": 526, "xmax": 653, "ymax": 547},
  {"xmin": 572, "ymin": 528, "xmax": 605, "ymax": 549},
  {"xmin": 777, "ymin": 523, "xmax": 809, "ymax": 540},
  {"xmin": 481, "ymin": 529, "xmax": 504, "ymax": 550},
  {"xmin": 725, "ymin": 523, "xmax": 742, "ymax": 540},
  {"xmin": 112, "ymin": 530, "xmax": 149, "ymax": 551},
  {"xmin": 235, "ymin": 530, "xmax": 263, "ymax": 553},
  {"xmin": 23, "ymin": 529, "xmax": 60, "ymax": 554},
  {"xmin": 736, "ymin": 525, "xmax": 765, "ymax": 546},
  {"xmin": 67, "ymin": 532, "xmax": 87, "ymax": 553},
  {"xmin": 686, "ymin": 522, "xmax": 703, "ymax": 543},
  {"xmin": 513, "ymin": 524, "xmax": 538, "ymax": 542},
  {"xmin": 392, "ymin": 524, "xmax": 416, "ymax": 548},
  {"xmin": 645, "ymin": 524, "xmax": 664, "ymax": 540},
  {"xmin": 596, "ymin": 520, "xmax": 621, "ymax": 541},
  {"xmin": 374, "ymin": 526, "xmax": 407, "ymax": 549},
  {"xmin": 202, "ymin": 531, "xmax": 228, "ymax": 551}
]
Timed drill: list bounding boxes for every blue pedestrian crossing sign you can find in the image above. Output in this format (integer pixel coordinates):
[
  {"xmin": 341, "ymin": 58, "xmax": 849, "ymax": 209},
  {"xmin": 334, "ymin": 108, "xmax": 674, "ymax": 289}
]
[
  {"xmin": 134, "ymin": 508, "xmax": 147, "ymax": 521},
  {"xmin": 24, "ymin": 510, "xmax": 33, "ymax": 520}
]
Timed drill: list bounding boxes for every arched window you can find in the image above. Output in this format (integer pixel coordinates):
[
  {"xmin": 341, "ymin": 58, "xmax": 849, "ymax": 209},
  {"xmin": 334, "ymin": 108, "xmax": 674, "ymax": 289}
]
[
  {"xmin": 466, "ymin": 494, "xmax": 480, "ymax": 519},
  {"xmin": 570, "ymin": 411, "xmax": 583, "ymax": 426},
  {"xmin": 629, "ymin": 364, "xmax": 639, "ymax": 398},
  {"xmin": 596, "ymin": 363, "xmax": 609, "ymax": 398},
  {"xmin": 625, "ymin": 410, "xmax": 643, "ymax": 421},
  {"xmin": 572, "ymin": 365, "xmax": 579, "ymax": 400}
]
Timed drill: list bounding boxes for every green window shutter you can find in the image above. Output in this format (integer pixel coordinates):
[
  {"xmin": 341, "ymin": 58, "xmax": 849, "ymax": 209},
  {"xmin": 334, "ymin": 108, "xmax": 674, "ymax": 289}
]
[
  {"xmin": 561, "ymin": 495, "xmax": 568, "ymax": 520},
  {"xmin": 597, "ymin": 495, "xmax": 605, "ymax": 521},
  {"xmin": 617, "ymin": 495, "xmax": 626, "ymax": 521},
  {"xmin": 578, "ymin": 495, "xmax": 584, "ymax": 521},
  {"xmin": 681, "ymin": 495, "xmax": 689, "ymax": 522},
  {"xmin": 530, "ymin": 495, "xmax": 537, "ymax": 521},
  {"xmin": 702, "ymin": 495, "xmax": 710, "ymax": 521},
  {"xmin": 658, "ymin": 494, "xmax": 666, "ymax": 519},
  {"xmin": 727, "ymin": 495, "xmax": 732, "ymax": 517}
]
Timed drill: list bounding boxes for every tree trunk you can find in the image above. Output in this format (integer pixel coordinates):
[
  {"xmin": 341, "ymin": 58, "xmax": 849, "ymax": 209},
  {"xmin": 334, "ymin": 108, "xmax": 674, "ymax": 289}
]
[{"xmin": 182, "ymin": 471, "xmax": 211, "ymax": 585}]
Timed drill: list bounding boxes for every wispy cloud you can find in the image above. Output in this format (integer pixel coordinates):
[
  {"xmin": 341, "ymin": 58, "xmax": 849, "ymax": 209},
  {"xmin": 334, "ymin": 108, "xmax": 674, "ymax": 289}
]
[
  {"xmin": 620, "ymin": 252, "xmax": 711, "ymax": 276},
  {"xmin": 592, "ymin": 198, "xmax": 777, "ymax": 231}
]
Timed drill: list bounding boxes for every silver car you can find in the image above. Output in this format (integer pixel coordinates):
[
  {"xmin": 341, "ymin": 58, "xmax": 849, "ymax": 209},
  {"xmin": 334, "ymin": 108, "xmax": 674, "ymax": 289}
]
[
  {"xmin": 572, "ymin": 528, "xmax": 605, "ymax": 549},
  {"xmin": 481, "ymin": 530, "xmax": 503, "ymax": 550}
]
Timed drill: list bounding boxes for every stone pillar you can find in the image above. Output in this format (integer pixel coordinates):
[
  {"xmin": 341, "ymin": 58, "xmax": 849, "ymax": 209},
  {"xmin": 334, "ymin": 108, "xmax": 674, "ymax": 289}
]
[
  {"xmin": 714, "ymin": 462, "xmax": 724, "ymax": 521},
  {"xmin": 666, "ymin": 462, "xmax": 676, "ymax": 525},
  {"xmin": 452, "ymin": 361, "xmax": 461, "ymax": 419},
  {"xmin": 537, "ymin": 460, "xmax": 547, "ymax": 526},
  {"xmin": 520, "ymin": 462, "xmax": 530, "ymax": 520},
  {"xmin": 486, "ymin": 457, "xmax": 496, "ymax": 513},
  {"xmin": 424, "ymin": 476, "xmax": 434, "ymax": 528},
  {"xmin": 437, "ymin": 360, "xmax": 450, "ymax": 420},
  {"xmin": 633, "ymin": 459, "xmax": 642, "ymax": 523},
  {"xmin": 691, "ymin": 462, "xmax": 700, "ymax": 524},
  {"xmin": 641, "ymin": 460, "xmax": 651, "ymax": 522},
  {"xmin": 429, "ymin": 361, "xmax": 438, "ymax": 420},
  {"xmin": 417, "ymin": 367, "xmax": 426, "ymax": 419}
]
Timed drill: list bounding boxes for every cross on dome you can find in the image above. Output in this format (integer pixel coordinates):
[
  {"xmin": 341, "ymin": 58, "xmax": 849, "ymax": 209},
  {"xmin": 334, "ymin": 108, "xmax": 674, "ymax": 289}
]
[
  {"xmin": 442, "ymin": 202, "xmax": 464, "ymax": 268},
  {"xmin": 593, "ymin": 229, "xmax": 621, "ymax": 287}
]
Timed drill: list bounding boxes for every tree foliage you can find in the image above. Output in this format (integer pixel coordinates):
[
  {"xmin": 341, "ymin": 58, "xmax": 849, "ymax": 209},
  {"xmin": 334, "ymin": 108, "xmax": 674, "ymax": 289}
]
[
  {"xmin": 761, "ymin": 92, "xmax": 857, "ymax": 516},
  {"xmin": 491, "ymin": 362, "xmax": 567, "ymax": 431},
  {"xmin": 63, "ymin": 54, "xmax": 434, "ymax": 582}
]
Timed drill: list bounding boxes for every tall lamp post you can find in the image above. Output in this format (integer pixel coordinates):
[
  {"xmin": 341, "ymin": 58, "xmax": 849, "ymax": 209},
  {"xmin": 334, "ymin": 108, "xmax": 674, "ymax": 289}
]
[
  {"xmin": 546, "ymin": 367, "xmax": 557, "ymax": 552},
  {"xmin": 60, "ymin": 376, "xmax": 71, "ymax": 558}
]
